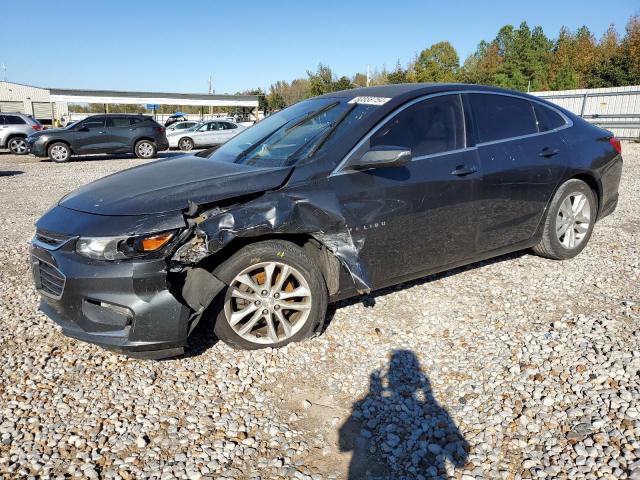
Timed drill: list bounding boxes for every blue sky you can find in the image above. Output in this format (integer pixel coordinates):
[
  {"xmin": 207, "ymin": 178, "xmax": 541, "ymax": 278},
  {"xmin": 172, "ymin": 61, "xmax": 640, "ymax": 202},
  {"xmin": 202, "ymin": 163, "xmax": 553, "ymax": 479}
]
[{"xmin": 3, "ymin": 0, "xmax": 638, "ymax": 94}]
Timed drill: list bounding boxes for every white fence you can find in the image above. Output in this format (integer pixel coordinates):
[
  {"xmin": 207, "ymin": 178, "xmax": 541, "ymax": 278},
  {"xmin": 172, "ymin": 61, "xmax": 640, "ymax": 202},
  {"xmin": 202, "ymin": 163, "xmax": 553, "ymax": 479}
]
[{"xmin": 531, "ymin": 85, "xmax": 640, "ymax": 140}]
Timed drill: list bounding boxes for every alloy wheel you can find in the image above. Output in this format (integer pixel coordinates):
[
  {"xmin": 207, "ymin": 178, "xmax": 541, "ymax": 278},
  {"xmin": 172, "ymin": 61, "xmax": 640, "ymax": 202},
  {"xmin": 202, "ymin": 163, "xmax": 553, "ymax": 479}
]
[
  {"xmin": 137, "ymin": 142, "xmax": 154, "ymax": 158},
  {"xmin": 50, "ymin": 145, "xmax": 69, "ymax": 161},
  {"xmin": 556, "ymin": 192, "xmax": 591, "ymax": 249},
  {"xmin": 9, "ymin": 138, "xmax": 27, "ymax": 154},
  {"xmin": 179, "ymin": 138, "xmax": 193, "ymax": 151},
  {"xmin": 224, "ymin": 261, "xmax": 312, "ymax": 344}
]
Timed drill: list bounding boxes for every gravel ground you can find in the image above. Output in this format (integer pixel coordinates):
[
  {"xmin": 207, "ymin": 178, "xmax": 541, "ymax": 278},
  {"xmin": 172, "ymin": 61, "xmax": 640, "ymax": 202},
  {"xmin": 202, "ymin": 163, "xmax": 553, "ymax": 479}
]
[{"xmin": 0, "ymin": 147, "xmax": 639, "ymax": 480}]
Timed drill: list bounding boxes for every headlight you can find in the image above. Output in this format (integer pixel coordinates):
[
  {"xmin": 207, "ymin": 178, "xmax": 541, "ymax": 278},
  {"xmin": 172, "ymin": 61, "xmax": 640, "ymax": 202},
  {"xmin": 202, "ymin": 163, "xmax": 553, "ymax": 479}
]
[{"xmin": 76, "ymin": 231, "xmax": 176, "ymax": 260}]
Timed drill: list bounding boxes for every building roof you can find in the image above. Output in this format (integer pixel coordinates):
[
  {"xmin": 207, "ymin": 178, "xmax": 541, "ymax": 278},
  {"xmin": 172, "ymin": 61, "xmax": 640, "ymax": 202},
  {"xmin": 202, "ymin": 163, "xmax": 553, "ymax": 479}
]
[{"xmin": 48, "ymin": 87, "xmax": 258, "ymax": 103}]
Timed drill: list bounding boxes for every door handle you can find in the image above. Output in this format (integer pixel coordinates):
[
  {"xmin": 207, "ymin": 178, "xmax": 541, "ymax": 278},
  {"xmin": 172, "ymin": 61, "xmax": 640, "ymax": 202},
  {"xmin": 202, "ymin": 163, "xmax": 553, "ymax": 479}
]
[
  {"xmin": 451, "ymin": 165, "xmax": 478, "ymax": 176},
  {"xmin": 539, "ymin": 147, "xmax": 560, "ymax": 158}
]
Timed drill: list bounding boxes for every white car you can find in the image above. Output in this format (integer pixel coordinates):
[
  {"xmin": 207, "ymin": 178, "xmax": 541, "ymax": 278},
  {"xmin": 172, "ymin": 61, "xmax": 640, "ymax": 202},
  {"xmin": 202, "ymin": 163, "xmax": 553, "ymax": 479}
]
[
  {"xmin": 166, "ymin": 120, "xmax": 199, "ymax": 133},
  {"xmin": 168, "ymin": 120, "xmax": 245, "ymax": 151}
]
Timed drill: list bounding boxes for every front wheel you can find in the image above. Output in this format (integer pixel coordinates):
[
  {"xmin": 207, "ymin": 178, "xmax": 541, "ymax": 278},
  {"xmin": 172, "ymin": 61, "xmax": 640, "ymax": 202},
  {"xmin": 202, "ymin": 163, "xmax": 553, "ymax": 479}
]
[
  {"xmin": 8, "ymin": 137, "xmax": 28, "ymax": 155},
  {"xmin": 134, "ymin": 140, "xmax": 157, "ymax": 159},
  {"xmin": 532, "ymin": 179, "xmax": 597, "ymax": 260},
  {"xmin": 48, "ymin": 142, "xmax": 71, "ymax": 163},
  {"xmin": 211, "ymin": 240, "xmax": 328, "ymax": 350}
]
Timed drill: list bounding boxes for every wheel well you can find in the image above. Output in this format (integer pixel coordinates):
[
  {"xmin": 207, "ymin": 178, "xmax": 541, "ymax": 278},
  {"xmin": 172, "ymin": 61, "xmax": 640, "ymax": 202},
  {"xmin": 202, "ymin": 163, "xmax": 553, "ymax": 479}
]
[
  {"xmin": 45, "ymin": 139, "xmax": 73, "ymax": 154},
  {"xmin": 571, "ymin": 173, "xmax": 601, "ymax": 213},
  {"xmin": 6, "ymin": 133, "xmax": 26, "ymax": 141},
  {"xmin": 134, "ymin": 136, "xmax": 155, "ymax": 145},
  {"xmin": 195, "ymin": 233, "xmax": 342, "ymax": 295}
]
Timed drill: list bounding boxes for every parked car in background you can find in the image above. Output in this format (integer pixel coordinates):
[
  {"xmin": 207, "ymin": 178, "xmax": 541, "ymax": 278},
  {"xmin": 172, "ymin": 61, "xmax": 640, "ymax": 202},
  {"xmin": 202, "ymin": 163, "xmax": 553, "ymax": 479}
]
[
  {"xmin": 166, "ymin": 120, "xmax": 198, "ymax": 133},
  {"xmin": 26, "ymin": 114, "xmax": 169, "ymax": 162},
  {"xmin": 0, "ymin": 113, "xmax": 44, "ymax": 154},
  {"xmin": 167, "ymin": 119, "xmax": 244, "ymax": 151},
  {"xmin": 164, "ymin": 113, "xmax": 188, "ymax": 127},
  {"xmin": 30, "ymin": 84, "xmax": 622, "ymax": 358}
]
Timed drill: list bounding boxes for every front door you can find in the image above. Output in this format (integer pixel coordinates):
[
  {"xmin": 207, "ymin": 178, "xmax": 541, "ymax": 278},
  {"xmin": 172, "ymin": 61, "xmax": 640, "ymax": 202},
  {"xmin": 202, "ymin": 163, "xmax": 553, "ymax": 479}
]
[
  {"xmin": 73, "ymin": 116, "xmax": 107, "ymax": 153},
  {"xmin": 329, "ymin": 94, "xmax": 481, "ymax": 288}
]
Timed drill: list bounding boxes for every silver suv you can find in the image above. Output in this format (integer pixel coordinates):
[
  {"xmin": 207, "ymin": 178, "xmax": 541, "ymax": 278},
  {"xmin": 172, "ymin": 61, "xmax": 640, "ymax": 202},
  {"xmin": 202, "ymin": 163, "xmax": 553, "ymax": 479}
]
[{"xmin": 0, "ymin": 113, "xmax": 44, "ymax": 154}]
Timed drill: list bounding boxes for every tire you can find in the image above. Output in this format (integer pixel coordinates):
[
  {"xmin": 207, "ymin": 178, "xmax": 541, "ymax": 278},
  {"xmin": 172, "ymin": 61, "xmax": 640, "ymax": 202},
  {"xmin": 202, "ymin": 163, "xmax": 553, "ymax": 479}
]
[
  {"xmin": 47, "ymin": 142, "xmax": 71, "ymax": 163},
  {"xmin": 8, "ymin": 137, "xmax": 28, "ymax": 155},
  {"xmin": 134, "ymin": 139, "xmax": 157, "ymax": 159},
  {"xmin": 178, "ymin": 137, "xmax": 194, "ymax": 151},
  {"xmin": 211, "ymin": 240, "xmax": 328, "ymax": 350},
  {"xmin": 532, "ymin": 179, "xmax": 597, "ymax": 260}
]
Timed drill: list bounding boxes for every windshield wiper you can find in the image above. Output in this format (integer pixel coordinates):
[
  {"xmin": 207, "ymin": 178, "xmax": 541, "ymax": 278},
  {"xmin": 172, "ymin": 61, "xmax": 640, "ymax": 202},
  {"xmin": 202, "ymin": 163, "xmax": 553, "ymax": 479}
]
[{"xmin": 304, "ymin": 102, "xmax": 356, "ymax": 158}]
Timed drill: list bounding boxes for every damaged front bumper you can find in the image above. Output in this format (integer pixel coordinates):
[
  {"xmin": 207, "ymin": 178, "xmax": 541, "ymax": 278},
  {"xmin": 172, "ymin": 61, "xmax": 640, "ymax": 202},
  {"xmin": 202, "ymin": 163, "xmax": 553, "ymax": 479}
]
[{"xmin": 31, "ymin": 240, "xmax": 193, "ymax": 358}]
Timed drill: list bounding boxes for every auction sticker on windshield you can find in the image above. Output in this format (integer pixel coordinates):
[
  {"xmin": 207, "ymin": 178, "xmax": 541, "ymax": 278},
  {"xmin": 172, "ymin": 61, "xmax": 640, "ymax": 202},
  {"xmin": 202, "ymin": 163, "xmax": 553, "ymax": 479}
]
[{"xmin": 348, "ymin": 96, "xmax": 391, "ymax": 105}]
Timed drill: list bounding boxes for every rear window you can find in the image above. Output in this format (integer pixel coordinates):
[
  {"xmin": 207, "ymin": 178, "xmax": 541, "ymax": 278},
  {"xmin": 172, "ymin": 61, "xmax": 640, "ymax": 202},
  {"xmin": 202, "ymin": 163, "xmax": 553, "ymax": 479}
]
[
  {"xmin": 4, "ymin": 115, "xmax": 26, "ymax": 125},
  {"xmin": 469, "ymin": 94, "xmax": 538, "ymax": 143},
  {"xmin": 107, "ymin": 117, "xmax": 137, "ymax": 127},
  {"xmin": 533, "ymin": 103, "xmax": 565, "ymax": 132}
]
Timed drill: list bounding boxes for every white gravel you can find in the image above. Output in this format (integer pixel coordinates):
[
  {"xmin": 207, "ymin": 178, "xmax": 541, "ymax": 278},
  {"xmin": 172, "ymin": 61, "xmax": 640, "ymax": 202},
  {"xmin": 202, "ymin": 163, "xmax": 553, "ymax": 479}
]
[{"xmin": 0, "ymin": 146, "xmax": 638, "ymax": 479}]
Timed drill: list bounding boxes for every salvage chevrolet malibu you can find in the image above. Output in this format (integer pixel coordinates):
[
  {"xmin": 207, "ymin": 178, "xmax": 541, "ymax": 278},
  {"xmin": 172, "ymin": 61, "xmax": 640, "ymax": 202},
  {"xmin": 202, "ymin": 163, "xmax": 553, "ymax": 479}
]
[{"xmin": 31, "ymin": 84, "xmax": 623, "ymax": 358}]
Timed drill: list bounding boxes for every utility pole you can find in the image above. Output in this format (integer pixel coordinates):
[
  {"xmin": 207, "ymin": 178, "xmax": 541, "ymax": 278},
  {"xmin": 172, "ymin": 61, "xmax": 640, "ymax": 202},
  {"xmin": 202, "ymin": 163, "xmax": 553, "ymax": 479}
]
[
  {"xmin": 208, "ymin": 75, "xmax": 213, "ymax": 116},
  {"xmin": 366, "ymin": 65, "xmax": 370, "ymax": 87},
  {"xmin": 1, "ymin": 63, "xmax": 6, "ymax": 82}
]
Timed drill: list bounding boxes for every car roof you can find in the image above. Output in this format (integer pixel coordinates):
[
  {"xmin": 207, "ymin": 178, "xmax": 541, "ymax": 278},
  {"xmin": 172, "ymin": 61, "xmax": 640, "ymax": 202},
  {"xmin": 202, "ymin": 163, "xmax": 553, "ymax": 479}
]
[{"xmin": 317, "ymin": 83, "xmax": 539, "ymax": 101}]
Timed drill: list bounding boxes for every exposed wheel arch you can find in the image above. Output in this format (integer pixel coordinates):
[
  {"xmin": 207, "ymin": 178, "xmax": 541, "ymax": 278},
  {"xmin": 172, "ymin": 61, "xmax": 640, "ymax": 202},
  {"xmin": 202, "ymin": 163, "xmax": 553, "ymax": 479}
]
[
  {"xmin": 193, "ymin": 233, "xmax": 342, "ymax": 296},
  {"xmin": 571, "ymin": 173, "xmax": 601, "ymax": 215}
]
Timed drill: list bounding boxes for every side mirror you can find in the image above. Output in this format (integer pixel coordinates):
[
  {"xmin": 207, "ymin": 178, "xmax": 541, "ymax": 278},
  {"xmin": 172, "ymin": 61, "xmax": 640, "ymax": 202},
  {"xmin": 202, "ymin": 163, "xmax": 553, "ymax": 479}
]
[{"xmin": 350, "ymin": 145, "xmax": 412, "ymax": 170}]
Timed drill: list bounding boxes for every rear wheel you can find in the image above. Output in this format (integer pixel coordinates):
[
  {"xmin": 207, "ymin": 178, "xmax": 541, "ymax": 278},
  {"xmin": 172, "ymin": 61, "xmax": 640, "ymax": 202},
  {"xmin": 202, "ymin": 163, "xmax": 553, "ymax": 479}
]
[
  {"xmin": 134, "ymin": 140, "xmax": 157, "ymax": 159},
  {"xmin": 48, "ymin": 142, "xmax": 71, "ymax": 163},
  {"xmin": 178, "ymin": 137, "xmax": 194, "ymax": 151},
  {"xmin": 8, "ymin": 137, "xmax": 27, "ymax": 155},
  {"xmin": 212, "ymin": 240, "xmax": 328, "ymax": 350},
  {"xmin": 532, "ymin": 179, "xmax": 596, "ymax": 260}
]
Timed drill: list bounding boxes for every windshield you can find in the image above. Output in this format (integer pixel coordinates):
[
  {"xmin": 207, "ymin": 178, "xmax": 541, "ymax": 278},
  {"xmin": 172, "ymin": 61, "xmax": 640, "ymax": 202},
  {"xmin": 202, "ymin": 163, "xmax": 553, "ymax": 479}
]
[{"xmin": 206, "ymin": 98, "xmax": 376, "ymax": 167}]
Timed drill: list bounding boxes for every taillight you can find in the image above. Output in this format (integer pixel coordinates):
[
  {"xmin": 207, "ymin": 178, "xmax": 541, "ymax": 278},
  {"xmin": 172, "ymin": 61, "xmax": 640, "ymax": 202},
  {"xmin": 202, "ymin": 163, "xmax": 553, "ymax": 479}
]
[
  {"xmin": 609, "ymin": 137, "xmax": 622, "ymax": 154},
  {"xmin": 31, "ymin": 125, "xmax": 44, "ymax": 131},
  {"xmin": 155, "ymin": 126, "xmax": 165, "ymax": 134}
]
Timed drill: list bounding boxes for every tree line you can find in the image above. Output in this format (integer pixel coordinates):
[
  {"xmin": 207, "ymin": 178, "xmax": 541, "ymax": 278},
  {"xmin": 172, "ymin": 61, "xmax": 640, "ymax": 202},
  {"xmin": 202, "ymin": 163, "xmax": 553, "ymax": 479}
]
[{"xmin": 245, "ymin": 15, "xmax": 640, "ymax": 112}]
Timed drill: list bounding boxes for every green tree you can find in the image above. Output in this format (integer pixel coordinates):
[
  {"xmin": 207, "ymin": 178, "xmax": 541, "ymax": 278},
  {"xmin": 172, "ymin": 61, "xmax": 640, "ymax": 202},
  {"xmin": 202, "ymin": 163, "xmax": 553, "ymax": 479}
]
[{"xmin": 414, "ymin": 41, "xmax": 460, "ymax": 82}]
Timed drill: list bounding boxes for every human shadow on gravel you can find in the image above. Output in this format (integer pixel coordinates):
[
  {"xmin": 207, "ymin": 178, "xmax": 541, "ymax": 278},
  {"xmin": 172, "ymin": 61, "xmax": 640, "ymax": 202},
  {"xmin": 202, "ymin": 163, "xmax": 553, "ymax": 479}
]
[{"xmin": 339, "ymin": 350, "xmax": 469, "ymax": 479}]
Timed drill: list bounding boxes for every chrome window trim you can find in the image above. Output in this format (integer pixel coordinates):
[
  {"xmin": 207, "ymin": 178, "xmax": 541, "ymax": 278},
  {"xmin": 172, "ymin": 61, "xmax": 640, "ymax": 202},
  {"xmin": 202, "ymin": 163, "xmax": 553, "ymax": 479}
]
[{"xmin": 330, "ymin": 90, "xmax": 573, "ymax": 177}]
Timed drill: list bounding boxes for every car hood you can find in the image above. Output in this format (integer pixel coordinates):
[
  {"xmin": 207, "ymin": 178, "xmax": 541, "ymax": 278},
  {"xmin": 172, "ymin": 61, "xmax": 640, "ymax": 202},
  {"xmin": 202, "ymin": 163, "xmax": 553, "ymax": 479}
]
[
  {"xmin": 59, "ymin": 154, "xmax": 293, "ymax": 216},
  {"xmin": 28, "ymin": 127, "xmax": 67, "ymax": 139}
]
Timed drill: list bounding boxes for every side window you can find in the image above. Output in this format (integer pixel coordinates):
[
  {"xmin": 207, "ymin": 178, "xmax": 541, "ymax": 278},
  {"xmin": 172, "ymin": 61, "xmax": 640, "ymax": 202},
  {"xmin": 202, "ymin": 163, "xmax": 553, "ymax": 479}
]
[
  {"xmin": 5, "ymin": 115, "xmax": 26, "ymax": 125},
  {"xmin": 107, "ymin": 117, "xmax": 134, "ymax": 128},
  {"xmin": 533, "ymin": 103, "xmax": 565, "ymax": 132},
  {"xmin": 0, "ymin": 115, "xmax": 5, "ymax": 125},
  {"xmin": 225, "ymin": 122, "xmax": 238, "ymax": 129},
  {"xmin": 369, "ymin": 94, "xmax": 465, "ymax": 157},
  {"xmin": 210, "ymin": 122, "xmax": 221, "ymax": 131},
  {"xmin": 81, "ymin": 117, "xmax": 105, "ymax": 129},
  {"xmin": 468, "ymin": 94, "xmax": 537, "ymax": 143},
  {"xmin": 197, "ymin": 123, "xmax": 209, "ymax": 132}
]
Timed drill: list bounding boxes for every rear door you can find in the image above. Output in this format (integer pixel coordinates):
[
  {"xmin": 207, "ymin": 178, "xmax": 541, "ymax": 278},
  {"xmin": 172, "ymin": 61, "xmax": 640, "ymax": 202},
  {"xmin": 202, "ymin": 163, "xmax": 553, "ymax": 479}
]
[
  {"xmin": 219, "ymin": 122, "xmax": 240, "ymax": 143},
  {"xmin": 105, "ymin": 116, "xmax": 137, "ymax": 151},
  {"xmin": 466, "ymin": 93, "xmax": 569, "ymax": 252},
  {"xmin": 330, "ymin": 93, "xmax": 481, "ymax": 286}
]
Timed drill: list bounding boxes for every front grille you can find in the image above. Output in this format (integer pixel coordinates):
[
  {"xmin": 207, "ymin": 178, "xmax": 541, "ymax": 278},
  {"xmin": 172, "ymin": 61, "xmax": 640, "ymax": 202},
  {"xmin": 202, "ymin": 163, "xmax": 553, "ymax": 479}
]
[
  {"xmin": 32, "ymin": 258, "xmax": 66, "ymax": 299},
  {"xmin": 34, "ymin": 229, "xmax": 73, "ymax": 249}
]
